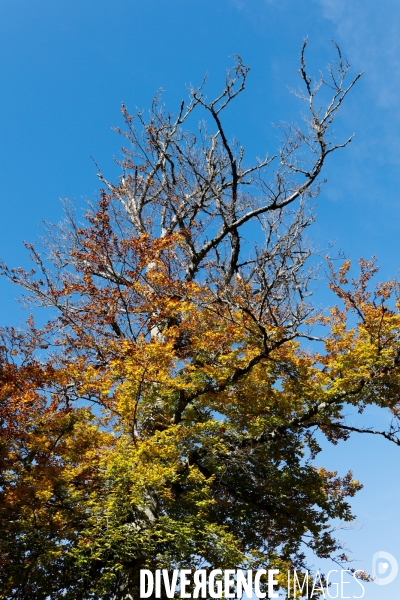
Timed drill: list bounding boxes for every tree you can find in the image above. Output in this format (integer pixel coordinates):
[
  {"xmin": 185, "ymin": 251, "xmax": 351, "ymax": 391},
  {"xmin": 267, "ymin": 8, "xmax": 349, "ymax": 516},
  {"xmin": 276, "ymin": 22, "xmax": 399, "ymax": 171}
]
[{"xmin": 2, "ymin": 40, "xmax": 399, "ymax": 599}]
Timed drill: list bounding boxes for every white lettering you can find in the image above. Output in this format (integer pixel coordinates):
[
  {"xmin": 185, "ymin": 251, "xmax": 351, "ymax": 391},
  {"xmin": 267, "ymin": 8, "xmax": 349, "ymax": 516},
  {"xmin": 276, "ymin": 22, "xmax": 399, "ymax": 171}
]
[
  {"xmin": 341, "ymin": 570, "xmax": 351, "ymax": 599},
  {"xmin": 311, "ymin": 570, "xmax": 325, "ymax": 598},
  {"xmin": 353, "ymin": 571, "xmax": 365, "ymax": 599},
  {"xmin": 193, "ymin": 569, "xmax": 207, "ymax": 598},
  {"xmin": 163, "ymin": 570, "xmax": 179, "ymax": 599},
  {"xmin": 155, "ymin": 570, "xmax": 161, "ymax": 598},
  {"xmin": 208, "ymin": 569, "xmax": 223, "ymax": 599},
  {"xmin": 268, "ymin": 570, "xmax": 279, "ymax": 598},
  {"xmin": 254, "ymin": 569, "xmax": 267, "ymax": 598},
  {"xmin": 140, "ymin": 570, "xmax": 153, "ymax": 599},
  {"xmin": 326, "ymin": 570, "xmax": 339, "ymax": 598},
  {"xmin": 237, "ymin": 570, "xmax": 253, "ymax": 598},
  {"xmin": 180, "ymin": 570, "xmax": 191, "ymax": 598},
  {"xmin": 224, "ymin": 570, "xmax": 236, "ymax": 598},
  {"xmin": 294, "ymin": 570, "xmax": 309, "ymax": 598}
]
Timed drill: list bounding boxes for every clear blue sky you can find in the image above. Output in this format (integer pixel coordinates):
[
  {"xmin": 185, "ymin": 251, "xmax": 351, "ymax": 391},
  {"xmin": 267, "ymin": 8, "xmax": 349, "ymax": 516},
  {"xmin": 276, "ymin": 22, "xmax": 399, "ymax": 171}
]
[{"xmin": 1, "ymin": 1, "xmax": 399, "ymax": 597}]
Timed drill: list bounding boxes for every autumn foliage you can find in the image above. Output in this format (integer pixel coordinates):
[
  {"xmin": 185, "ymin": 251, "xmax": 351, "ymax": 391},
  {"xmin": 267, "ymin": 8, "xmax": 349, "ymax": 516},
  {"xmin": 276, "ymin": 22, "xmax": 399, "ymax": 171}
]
[{"xmin": 1, "ymin": 44, "xmax": 399, "ymax": 599}]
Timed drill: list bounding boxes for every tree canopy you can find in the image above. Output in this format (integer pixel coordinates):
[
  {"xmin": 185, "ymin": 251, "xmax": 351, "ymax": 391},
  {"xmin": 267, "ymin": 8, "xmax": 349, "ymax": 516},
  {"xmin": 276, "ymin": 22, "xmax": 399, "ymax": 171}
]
[{"xmin": 1, "ymin": 42, "xmax": 399, "ymax": 599}]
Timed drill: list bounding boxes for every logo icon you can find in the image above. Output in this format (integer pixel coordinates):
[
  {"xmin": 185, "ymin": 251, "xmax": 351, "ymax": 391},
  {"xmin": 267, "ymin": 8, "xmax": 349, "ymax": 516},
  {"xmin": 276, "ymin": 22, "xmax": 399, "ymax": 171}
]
[{"xmin": 372, "ymin": 551, "xmax": 398, "ymax": 585}]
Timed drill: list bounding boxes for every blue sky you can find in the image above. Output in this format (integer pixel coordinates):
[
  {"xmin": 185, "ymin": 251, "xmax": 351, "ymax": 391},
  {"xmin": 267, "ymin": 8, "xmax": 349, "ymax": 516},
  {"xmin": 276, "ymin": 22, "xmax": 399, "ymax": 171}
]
[{"xmin": 1, "ymin": 1, "xmax": 399, "ymax": 597}]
